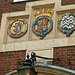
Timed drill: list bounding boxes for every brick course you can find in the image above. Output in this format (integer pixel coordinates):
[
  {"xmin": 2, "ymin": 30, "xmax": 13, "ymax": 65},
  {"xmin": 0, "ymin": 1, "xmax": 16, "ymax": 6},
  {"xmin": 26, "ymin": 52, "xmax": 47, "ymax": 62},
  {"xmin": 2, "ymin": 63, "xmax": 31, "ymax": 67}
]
[
  {"xmin": 53, "ymin": 46, "xmax": 75, "ymax": 70},
  {"xmin": 0, "ymin": 50, "xmax": 26, "ymax": 75},
  {"xmin": 62, "ymin": 0, "xmax": 75, "ymax": 5},
  {"xmin": 0, "ymin": 0, "xmax": 25, "ymax": 25}
]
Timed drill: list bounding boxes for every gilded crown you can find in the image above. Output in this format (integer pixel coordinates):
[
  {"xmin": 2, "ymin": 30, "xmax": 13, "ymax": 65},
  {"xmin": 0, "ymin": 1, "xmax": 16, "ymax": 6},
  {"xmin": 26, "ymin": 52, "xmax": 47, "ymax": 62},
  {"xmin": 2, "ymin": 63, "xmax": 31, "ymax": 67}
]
[{"xmin": 34, "ymin": 8, "xmax": 54, "ymax": 18}]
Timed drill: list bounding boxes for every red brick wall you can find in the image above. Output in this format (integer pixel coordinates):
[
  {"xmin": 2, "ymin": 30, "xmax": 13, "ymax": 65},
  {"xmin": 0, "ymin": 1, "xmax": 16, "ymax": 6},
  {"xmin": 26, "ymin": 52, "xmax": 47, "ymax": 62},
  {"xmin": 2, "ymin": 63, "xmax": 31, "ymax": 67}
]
[
  {"xmin": 0, "ymin": 50, "xmax": 26, "ymax": 75},
  {"xmin": 0, "ymin": 0, "xmax": 26, "ymax": 25},
  {"xmin": 62, "ymin": 0, "xmax": 75, "ymax": 5},
  {"xmin": 53, "ymin": 46, "xmax": 75, "ymax": 70}
]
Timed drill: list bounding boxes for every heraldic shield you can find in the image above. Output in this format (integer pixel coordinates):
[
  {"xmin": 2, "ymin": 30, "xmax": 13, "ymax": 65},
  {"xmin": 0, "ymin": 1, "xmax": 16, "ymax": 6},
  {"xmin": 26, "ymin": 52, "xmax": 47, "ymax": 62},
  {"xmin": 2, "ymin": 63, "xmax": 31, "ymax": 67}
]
[
  {"xmin": 8, "ymin": 19, "xmax": 28, "ymax": 38},
  {"xmin": 58, "ymin": 13, "xmax": 75, "ymax": 37},
  {"xmin": 32, "ymin": 8, "xmax": 53, "ymax": 39}
]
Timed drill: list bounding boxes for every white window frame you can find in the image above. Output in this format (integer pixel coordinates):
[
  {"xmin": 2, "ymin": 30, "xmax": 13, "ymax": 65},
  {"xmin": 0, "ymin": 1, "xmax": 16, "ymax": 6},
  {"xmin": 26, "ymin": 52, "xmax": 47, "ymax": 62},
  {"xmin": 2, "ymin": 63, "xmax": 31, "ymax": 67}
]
[{"xmin": 13, "ymin": 0, "xmax": 26, "ymax": 2}]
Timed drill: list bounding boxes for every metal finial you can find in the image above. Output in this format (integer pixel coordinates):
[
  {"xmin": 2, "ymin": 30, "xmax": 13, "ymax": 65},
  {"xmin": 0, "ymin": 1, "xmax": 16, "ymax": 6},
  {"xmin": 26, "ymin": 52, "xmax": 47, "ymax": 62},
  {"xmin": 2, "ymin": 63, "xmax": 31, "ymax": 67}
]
[{"xmin": 27, "ymin": 53, "xmax": 29, "ymax": 59}]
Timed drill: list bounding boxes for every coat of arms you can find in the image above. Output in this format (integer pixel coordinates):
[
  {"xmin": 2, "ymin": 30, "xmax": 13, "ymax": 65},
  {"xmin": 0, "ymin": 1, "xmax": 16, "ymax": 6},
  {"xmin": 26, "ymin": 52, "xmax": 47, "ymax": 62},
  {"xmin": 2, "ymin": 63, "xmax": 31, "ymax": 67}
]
[
  {"xmin": 32, "ymin": 8, "xmax": 53, "ymax": 39},
  {"xmin": 58, "ymin": 13, "xmax": 75, "ymax": 37},
  {"xmin": 8, "ymin": 19, "xmax": 28, "ymax": 38}
]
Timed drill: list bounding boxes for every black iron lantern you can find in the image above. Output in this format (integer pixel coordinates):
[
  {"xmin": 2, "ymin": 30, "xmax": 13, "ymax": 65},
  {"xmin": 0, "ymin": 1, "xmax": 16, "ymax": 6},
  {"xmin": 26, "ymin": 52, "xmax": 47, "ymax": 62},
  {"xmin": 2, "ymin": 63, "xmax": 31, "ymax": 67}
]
[
  {"xmin": 17, "ymin": 52, "xmax": 59, "ymax": 75},
  {"xmin": 17, "ymin": 54, "xmax": 37, "ymax": 75}
]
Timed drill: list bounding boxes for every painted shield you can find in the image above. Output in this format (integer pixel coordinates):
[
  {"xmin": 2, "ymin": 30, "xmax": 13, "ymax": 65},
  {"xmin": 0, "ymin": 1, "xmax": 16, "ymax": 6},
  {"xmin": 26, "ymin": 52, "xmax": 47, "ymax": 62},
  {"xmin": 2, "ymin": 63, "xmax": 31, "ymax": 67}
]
[
  {"xmin": 8, "ymin": 19, "xmax": 28, "ymax": 38},
  {"xmin": 58, "ymin": 13, "xmax": 75, "ymax": 37},
  {"xmin": 32, "ymin": 16, "xmax": 53, "ymax": 39}
]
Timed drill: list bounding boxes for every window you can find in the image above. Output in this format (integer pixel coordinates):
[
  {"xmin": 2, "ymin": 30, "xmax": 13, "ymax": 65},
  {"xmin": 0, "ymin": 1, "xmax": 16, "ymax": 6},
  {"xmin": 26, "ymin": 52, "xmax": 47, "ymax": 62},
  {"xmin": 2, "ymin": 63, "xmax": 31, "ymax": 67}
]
[
  {"xmin": 13, "ymin": 0, "xmax": 39, "ymax": 2},
  {"xmin": 13, "ymin": 0, "xmax": 27, "ymax": 2}
]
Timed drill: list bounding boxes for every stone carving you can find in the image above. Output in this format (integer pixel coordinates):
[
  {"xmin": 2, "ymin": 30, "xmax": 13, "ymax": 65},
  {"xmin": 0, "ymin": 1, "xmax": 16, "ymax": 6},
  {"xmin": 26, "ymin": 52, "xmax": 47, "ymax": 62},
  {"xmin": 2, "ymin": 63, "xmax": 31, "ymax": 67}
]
[
  {"xmin": 8, "ymin": 19, "xmax": 28, "ymax": 38},
  {"xmin": 32, "ymin": 8, "xmax": 53, "ymax": 39},
  {"xmin": 58, "ymin": 13, "xmax": 75, "ymax": 37}
]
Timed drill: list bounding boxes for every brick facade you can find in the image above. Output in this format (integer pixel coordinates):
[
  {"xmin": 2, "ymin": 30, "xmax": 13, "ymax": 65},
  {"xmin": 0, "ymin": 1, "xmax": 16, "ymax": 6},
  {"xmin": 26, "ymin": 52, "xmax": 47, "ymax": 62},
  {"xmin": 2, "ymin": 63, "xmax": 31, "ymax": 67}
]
[
  {"xmin": 0, "ymin": 0, "xmax": 25, "ymax": 25},
  {"xmin": 0, "ymin": 0, "xmax": 75, "ymax": 75},
  {"xmin": 53, "ymin": 46, "xmax": 75, "ymax": 70},
  {"xmin": 62, "ymin": 0, "xmax": 75, "ymax": 5},
  {"xmin": 0, "ymin": 0, "xmax": 75, "ymax": 25},
  {"xmin": 0, "ymin": 50, "xmax": 26, "ymax": 75}
]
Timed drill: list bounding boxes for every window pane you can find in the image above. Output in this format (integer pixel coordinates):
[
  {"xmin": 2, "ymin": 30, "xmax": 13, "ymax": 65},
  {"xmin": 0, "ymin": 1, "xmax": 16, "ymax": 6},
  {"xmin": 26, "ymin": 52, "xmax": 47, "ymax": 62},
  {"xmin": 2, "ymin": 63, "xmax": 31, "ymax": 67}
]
[{"xmin": 13, "ymin": 0, "xmax": 26, "ymax": 2}]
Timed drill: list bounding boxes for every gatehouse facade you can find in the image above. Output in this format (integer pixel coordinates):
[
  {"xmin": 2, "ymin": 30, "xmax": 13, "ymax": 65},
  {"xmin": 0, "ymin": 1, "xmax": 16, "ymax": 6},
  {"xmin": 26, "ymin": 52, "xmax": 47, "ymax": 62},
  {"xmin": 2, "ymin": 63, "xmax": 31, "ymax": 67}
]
[{"xmin": 0, "ymin": 0, "xmax": 75, "ymax": 75}]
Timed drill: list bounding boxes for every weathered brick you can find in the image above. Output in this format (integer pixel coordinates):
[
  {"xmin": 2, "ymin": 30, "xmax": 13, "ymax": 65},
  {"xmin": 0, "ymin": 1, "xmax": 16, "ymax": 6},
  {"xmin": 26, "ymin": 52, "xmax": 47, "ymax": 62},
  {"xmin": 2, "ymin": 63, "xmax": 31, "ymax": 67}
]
[
  {"xmin": 0, "ymin": 0, "xmax": 26, "ymax": 25},
  {"xmin": 62, "ymin": 0, "xmax": 75, "ymax": 5},
  {"xmin": 53, "ymin": 46, "xmax": 75, "ymax": 70},
  {"xmin": 0, "ymin": 50, "xmax": 26, "ymax": 75}
]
